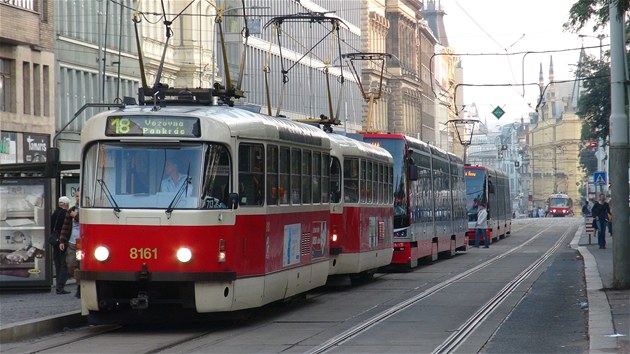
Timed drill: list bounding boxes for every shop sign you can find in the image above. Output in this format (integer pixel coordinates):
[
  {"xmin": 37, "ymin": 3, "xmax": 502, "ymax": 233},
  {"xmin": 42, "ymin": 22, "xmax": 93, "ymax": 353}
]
[{"xmin": 22, "ymin": 133, "xmax": 49, "ymax": 163}]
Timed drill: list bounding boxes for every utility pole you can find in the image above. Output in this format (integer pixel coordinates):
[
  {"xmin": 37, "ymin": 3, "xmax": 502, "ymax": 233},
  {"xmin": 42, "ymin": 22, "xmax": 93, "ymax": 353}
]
[{"xmin": 608, "ymin": 3, "xmax": 629, "ymax": 289}]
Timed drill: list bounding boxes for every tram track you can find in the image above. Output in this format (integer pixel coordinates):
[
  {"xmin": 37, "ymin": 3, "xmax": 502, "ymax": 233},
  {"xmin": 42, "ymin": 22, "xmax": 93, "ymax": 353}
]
[
  {"xmin": 306, "ymin": 221, "xmax": 572, "ymax": 354},
  {"xmin": 431, "ymin": 224, "xmax": 575, "ymax": 354}
]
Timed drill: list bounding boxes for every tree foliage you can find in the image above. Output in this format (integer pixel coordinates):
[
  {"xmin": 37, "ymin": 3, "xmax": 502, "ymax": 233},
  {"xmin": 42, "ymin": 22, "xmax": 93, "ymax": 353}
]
[
  {"xmin": 566, "ymin": 0, "xmax": 629, "ymax": 175},
  {"xmin": 576, "ymin": 54, "xmax": 610, "ymax": 175},
  {"xmin": 564, "ymin": 0, "xmax": 630, "ymax": 32}
]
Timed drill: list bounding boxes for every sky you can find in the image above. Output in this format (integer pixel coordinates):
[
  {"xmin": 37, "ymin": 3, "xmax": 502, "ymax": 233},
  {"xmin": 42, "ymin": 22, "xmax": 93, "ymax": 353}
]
[{"xmin": 439, "ymin": 0, "xmax": 608, "ymax": 130}]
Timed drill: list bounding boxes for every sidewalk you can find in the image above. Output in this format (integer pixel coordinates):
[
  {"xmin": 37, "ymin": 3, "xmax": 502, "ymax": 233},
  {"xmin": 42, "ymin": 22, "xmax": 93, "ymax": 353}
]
[
  {"xmin": 572, "ymin": 222, "xmax": 629, "ymax": 353},
  {"xmin": 0, "ymin": 280, "xmax": 84, "ymax": 342},
  {"xmin": 1, "ymin": 224, "xmax": 629, "ymax": 349}
]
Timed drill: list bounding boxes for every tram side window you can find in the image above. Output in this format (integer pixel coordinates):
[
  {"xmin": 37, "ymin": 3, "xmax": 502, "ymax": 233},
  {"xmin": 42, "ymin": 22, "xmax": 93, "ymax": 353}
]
[
  {"xmin": 389, "ymin": 166, "xmax": 394, "ymax": 204},
  {"xmin": 302, "ymin": 150, "xmax": 312, "ymax": 204},
  {"xmin": 291, "ymin": 148, "xmax": 301, "ymax": 204},
  {"xmin": 378, "ymin": 164, "xmax": 383, "ymax": 204},
  {"xmin": 359, "ymin": 160, "xmax": 367, "ymax": 203},
  {"xmin": 330, "ymin": 157, "xmax": 342, "ymax": 203},
  {"xmin": 368, "ymin": 161, "xmax": 375, "ymax": 203},
  {"xmin": 267, "ymin": 145, "xmax": 279, "ymax": 206},
  {"xmin": 279, "ymin": 147, "xmax": 290, "ymax": 205},
  {"xmin": 238, "ymin": 143, "xmax": 264, "ymax": 206},
  {"xmin": 344, "ymin": 158, "xmax": 359, "ymax": 203},
  {"xmin": 322, "ymin": 154, "xmax": 333, "ymax": 203},
  {"xmin": 312, "ymin": 152, "xmax": 321, "ymax": 203}
]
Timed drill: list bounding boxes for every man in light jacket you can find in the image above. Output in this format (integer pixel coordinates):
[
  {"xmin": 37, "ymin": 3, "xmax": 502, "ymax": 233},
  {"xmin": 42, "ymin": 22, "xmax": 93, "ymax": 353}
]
[{"xmin": 474, "ymin": 203, "xmax": 489, "ymax": 248}]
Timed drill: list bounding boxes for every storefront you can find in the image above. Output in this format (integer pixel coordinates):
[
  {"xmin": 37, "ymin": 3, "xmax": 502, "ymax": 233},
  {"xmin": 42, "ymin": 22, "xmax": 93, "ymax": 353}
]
[{"xmin": 0, "ymin": 177, "xmax": 51, "ymax": 289}]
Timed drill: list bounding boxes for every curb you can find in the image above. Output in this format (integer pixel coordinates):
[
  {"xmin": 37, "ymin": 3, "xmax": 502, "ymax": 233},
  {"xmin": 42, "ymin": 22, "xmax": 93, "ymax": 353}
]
[
  {"xmin": 569, "ymin": 224, "xmax": 618, "ymax": 353},
  {"xmin": 0, "ymin": 311, "xmax": 85, "ymax": 343}
]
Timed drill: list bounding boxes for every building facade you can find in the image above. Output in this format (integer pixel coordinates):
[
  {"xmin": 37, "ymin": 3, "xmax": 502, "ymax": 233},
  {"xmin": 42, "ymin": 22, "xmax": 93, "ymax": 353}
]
[
  {"xmin": 529, "ymin": 57, "xmax": 583, "ymax": 212},
  {"xmin": 54, "ymin": 0, "xmax": 140, "ymax": 162},
  {"xmin": 1, "ymin": 0, "xmax": 56, "ymax": 165}
]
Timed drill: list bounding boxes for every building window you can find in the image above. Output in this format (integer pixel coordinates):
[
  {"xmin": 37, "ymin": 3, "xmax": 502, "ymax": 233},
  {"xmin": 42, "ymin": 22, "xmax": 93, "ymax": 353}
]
[
  {"xmin": 43, "ymin": 65, "xmax": 50, "ymax": 116},
  {"xmin": 23, "ymin": 61, "xmax": 31, "ymax": 114},
  {"xmin": 0, "ymin": 59, "xmax": 14, "ymax": 112},
  {"xmin": 33, "ymin": 64, "xmax": 41, "ymax": 116}
]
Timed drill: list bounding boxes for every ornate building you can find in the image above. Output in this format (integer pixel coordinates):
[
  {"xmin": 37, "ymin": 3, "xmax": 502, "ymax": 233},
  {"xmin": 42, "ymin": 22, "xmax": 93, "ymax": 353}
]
[{"xmin": 529, "ymin": 57, "xmax": 583, "ymax": 211}]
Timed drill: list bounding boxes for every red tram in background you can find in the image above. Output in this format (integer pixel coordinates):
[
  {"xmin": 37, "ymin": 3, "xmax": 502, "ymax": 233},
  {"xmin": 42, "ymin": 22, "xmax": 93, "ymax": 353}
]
[
  {"xmin": 547, "ymin": 193, "xmax": 574, "ymax": 217},
  {"xmin": 363, "ymin": 134, "xmax": 468, "ymax": 269},
  {"xmin": 464, "ymin": 166, "xmax": 512, "ymax": 244}
]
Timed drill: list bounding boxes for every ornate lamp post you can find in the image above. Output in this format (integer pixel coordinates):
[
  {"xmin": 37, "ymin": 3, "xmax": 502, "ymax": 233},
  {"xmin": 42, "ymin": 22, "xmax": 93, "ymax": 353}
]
[{"xmin": 448, "ymin": 119, "xmax": 480, "ymax": 164}]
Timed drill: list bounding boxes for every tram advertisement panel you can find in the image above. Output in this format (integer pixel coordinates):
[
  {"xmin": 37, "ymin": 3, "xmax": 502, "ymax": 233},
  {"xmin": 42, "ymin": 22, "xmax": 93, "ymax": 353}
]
[{"xmin": 0, "ymin": 179, "xmax": 51, "ymax": 289}]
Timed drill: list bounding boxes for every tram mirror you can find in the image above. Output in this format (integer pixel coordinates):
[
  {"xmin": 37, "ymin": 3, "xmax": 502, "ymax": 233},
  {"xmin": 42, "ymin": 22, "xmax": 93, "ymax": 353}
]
[
  {"xmin": 227, "ymin": 192, "xmax": 239, "ymax": 210},
  {"xmin": 488, "ymin": 181, "xmax": 495, "ymax": 194},
  {"xmin": 408, "ymin": 162, "xmax": 418, "ymax": 181}
]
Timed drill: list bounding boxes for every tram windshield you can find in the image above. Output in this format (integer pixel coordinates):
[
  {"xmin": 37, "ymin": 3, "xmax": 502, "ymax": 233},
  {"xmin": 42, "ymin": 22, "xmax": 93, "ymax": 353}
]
[
  {"xmin": 465, "ymin": 169, "xmax": 487, "ymax": 216},
  {"xmin": 549, "ymin": 197, "xmax": 571, "ymax": 207},
  {"xmin": 82, "ymin": 142, "xmax": 231, "ymax": 209}
]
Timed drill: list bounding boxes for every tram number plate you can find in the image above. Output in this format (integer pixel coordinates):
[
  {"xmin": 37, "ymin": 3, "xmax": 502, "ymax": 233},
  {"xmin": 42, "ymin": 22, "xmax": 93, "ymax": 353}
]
[{"xmin": 129, "ymin": 248, "xmax": 158, "ymax": 260}]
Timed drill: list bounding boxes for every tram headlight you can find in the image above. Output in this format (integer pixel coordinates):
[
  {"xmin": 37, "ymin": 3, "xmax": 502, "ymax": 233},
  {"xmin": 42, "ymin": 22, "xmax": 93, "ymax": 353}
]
[
  {"xmin": 177, "ymin": 247, "xmax": 192, "ymax": 263},
  {"xmin": 94, "ymin": 246, "xmax": 109, "ymax": 262}
]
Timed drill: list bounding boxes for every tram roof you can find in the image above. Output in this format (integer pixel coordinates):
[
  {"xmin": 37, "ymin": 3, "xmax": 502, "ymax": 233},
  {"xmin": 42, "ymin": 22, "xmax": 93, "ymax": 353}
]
[
  {"xmin": 81, "ymin": 105, "xmax": 331, "ymax": 149},
  {"xmin": 327, "ymin": 133, "xmax": 393, "ymax": 163}
]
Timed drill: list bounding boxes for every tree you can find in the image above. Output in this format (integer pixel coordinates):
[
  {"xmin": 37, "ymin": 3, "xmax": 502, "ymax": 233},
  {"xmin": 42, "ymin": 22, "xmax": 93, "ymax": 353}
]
[
  {"xmin": 564, "ymin": 0, "xmax": 630, "ymax": 32},
  {"xmin": 565, "ymin": 0, "xmax": 630, "ymax": 175}
]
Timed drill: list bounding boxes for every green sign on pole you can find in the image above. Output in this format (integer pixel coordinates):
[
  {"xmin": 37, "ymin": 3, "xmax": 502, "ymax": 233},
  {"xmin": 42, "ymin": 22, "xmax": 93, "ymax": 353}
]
[{"xmin": 492, "ymin": 106, "xmax": 505, "ymax": 119}]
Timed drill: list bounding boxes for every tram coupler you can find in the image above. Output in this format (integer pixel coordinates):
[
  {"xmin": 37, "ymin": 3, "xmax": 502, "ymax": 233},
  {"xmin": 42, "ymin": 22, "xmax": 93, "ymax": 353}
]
[{"xmin": 130, "ymin": 291, "xmax": 149, "ymax": 310}]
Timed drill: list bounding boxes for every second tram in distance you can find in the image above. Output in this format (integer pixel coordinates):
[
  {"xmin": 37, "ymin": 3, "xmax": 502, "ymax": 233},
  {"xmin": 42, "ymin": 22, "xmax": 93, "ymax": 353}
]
[
  {"xmin": 547, "ymin": 193, "xmax": 574, "ymax": 217},
  {"xmin": 464, "ymin": 165, "xmax": 512, "ymax": 244},
  {"xmin": 363, "ymin": 133, "xmax": 468, "ymax": 269}
]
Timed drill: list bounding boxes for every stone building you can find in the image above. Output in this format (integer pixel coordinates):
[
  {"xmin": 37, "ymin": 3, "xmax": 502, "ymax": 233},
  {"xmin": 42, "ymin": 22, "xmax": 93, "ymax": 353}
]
[
  {"xmin": 1, "ymin": 0, "xmax": 56, "ymax": 165},
  {"xmin": 54, "ymin": 0, "xmax": 140, "ymax": 163},
  {"xmin": 529, "ymin": 57, "xmax": 583, "ymax": 211}
]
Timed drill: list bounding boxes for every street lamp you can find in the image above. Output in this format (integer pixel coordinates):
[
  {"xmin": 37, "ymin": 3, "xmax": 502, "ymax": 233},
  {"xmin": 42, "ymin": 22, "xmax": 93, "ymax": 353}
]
[
  {"xmin": 578, "ymin": 33, "xmax": 607, "ymax": 61},
  {"xmin": 448, "ymin": 119, "xmax": 480, "ymax": 164}
]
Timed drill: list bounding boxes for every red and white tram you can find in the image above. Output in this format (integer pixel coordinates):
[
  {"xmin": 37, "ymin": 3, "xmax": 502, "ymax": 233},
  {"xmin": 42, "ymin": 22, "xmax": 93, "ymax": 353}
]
[
  {"xmin": 363, "ymin": 134, "xmax": 468, "ymax": 269},
  {"xmin": 547, "ymin": 193, "xmax": 573, "ymax": 217},
  {"xmin": 77, "ymin": 106, "xmax": 343, "ymax": 319},
  {"xmin": 327, "ymin": 134, "xmax": 394, "ymax": 280}
]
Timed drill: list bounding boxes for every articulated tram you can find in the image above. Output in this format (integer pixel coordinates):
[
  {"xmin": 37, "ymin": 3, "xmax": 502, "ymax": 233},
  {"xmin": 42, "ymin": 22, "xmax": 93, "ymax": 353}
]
[
  {"xmin": 464, "ymin": 165, "xmax": 512, "ymax": 243},
  {"xmin": 75, "ymin": 105, "xmax": 396, "ymax": 321},
  {"xmin": 363, "ymin": 134, "xmax": 468, "ymax": 268}
]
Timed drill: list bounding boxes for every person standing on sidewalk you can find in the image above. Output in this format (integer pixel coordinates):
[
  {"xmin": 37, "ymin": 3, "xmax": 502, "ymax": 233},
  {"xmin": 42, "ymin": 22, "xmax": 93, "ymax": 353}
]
[
  {"xmin": 50, "ymin": 196, "xmax": 70, "ymax": 294},
  {"xmin": 59, "ymin": 190, "xmax": 81, "ymax": 298},
  {"xmin": 474, "ymin": 203, "xmax": 489, "ymax": 248},
  {"xmin": 590, "ymin": 193, "xmax": 610, "ymax": 249}
]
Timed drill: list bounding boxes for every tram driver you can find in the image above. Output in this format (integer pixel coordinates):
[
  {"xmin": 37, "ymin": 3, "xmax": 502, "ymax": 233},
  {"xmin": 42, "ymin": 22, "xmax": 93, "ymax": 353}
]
[{"xmin": 161, "ymin": 158, "xmax": 193, "ymax": 196}]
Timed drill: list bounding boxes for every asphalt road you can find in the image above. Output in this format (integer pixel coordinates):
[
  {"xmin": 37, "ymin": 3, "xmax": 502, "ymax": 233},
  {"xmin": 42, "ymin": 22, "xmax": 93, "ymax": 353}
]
[{"xmin": 0, "ymin": 218, "xmax": 614, "ymax": 353}]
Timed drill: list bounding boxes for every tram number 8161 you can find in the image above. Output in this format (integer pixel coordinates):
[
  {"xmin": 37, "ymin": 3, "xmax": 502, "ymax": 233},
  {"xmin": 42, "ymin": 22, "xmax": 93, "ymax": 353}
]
[{"xmin": 130, "ymin": 248, "xmax": 158, "ymax": 260}]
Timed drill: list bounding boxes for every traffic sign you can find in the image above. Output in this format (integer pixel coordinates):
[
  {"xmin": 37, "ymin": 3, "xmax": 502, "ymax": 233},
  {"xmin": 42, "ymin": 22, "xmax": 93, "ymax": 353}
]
[
  {"xmin": 593, "ymin": 171, "xmax": 606, "ymax": 185},
  {"xmin": 492, "ymin": 106, "xmax": 505, "ymax": 119}
]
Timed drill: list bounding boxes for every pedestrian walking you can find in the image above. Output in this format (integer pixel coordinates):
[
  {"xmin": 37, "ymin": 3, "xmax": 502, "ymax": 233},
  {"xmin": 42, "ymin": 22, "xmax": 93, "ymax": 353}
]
[
  {"xmin": 590, "ymin": 193, "xmax": 610, "ymax": 249},
  {"xmin": 59, "ymin": 190, "xmax": 81, "ymax": 298},
  {"xmin": 474, "ymin": 203, "xmax": 489, "ymax": 248},
  {"xmin": 50, "ymin": 196, "xmax": 70, "ymax": 294}
]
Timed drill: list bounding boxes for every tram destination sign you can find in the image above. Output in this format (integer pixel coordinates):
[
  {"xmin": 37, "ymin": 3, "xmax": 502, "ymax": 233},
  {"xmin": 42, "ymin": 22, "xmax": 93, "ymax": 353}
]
[{"xmin": 105, "ymin": 116, "xmax": 201, "ymax": 137}]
